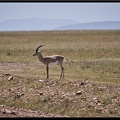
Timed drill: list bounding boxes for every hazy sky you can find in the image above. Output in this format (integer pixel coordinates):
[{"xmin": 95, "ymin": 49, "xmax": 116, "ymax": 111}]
[{"xmin": 0, "ymin": 2, "xmax": 120, "ymax": 23}]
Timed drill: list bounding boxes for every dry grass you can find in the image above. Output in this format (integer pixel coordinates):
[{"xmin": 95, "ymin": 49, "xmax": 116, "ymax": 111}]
[{"xmin": 0, "ymin": 30, "xmax": 120, "ymax": 117}]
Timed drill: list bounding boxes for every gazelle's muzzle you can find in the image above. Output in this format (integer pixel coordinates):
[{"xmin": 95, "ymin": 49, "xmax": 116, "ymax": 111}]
[{"xmin": 33, "ymin": 53, "xmax": 37, "ymax": 56}]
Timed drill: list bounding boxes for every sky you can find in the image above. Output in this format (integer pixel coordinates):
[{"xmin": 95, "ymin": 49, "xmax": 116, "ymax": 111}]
[{"xmin": 0, "ymin": 2, "xmax": 120, "ymax": 23}]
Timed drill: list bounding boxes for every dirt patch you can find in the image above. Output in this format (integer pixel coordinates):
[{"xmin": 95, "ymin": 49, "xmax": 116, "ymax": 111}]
[
  {"xmin": 0, "ymin": 62, "xmax": 39, "ymax": 66},
  {"xmin": 0, "ymin": 105, "xmax": 67, "ymax": 118},
  {"xmin": 0, "ymin": 62, "xmax": 68, "ymax": 117},
  {"xmin": 0, "ymin": 62, "xmax": 120, "ymax": 117}
]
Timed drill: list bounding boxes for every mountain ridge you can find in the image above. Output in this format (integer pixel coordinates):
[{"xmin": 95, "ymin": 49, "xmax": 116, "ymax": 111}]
[
  {"xmin": 54, "ymin": 21, "xmax": 120, "ymax": 30},
  {"xmin": 0, "ymin": 18, "xmax": 120, "ymax": 31},
  {"xmin": 0, "ymin": 18, "xmax": 79, "ymax": 31}
]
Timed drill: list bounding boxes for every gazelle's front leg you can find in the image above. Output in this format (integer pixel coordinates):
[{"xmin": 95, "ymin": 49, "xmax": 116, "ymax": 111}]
[
  {"xmin": 46, "ymin": 65, "xmax": 49, "ymax": 79},
  {"xmin": 62, "ymin": 66, "xmax": 64, "ymax": 79}
]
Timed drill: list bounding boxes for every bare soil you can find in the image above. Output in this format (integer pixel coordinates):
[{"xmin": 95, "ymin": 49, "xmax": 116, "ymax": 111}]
[
  {"xmin": 0, "ymin": 104, "xmax": 67, "ymax": 118},
  {"xmin": 0, "ymin": 62, "xmax": 120, "ymax": 117},
  {"xmin": 0, "ymin": 62, "xmax": 68, "ymax": 118}
]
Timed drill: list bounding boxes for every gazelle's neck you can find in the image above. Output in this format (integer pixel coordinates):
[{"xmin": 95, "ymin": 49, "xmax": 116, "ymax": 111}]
[{"xmin": 37, "ymin": 52, "xmax": 44, "ymax": 64}]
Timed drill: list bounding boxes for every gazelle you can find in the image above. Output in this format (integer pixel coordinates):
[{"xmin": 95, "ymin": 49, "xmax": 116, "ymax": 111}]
[{"xmin": 33, "ymin": 45, "xmax": 64, "ymax": 79}]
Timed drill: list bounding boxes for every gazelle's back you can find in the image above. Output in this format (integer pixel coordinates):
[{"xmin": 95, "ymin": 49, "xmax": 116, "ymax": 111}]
[{"xmin": 44, "ymin": 55, "xmax": 64, "ymax": 65}]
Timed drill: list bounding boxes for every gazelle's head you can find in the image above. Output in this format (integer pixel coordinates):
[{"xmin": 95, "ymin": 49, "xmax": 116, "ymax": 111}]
[{"xmin": 33, "ymin": 44, "xmax": 45, "ymax": 56}]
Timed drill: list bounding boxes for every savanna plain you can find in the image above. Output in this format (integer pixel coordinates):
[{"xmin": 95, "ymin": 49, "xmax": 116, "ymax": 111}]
[{"xmin": 0, "ymin": 30, "xmax": 120, "ymax": 117}]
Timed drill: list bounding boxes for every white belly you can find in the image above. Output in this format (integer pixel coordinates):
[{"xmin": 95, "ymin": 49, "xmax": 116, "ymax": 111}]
[{"xmin": 48, "ymin": 60, "xmax": 59, "ymax": 66}]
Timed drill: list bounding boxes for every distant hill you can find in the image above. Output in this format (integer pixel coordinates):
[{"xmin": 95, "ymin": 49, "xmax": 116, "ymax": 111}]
[
  {"xmin": 54, "ymin": 21, "xmax": 120, "ymax": 30},
  {"xmin": 0, "ymin": 19, "xmax": 120, "ymax": 31},
  {"xmin": 0, "ymin": 18, "xmax": 79, "ymax": 31}
]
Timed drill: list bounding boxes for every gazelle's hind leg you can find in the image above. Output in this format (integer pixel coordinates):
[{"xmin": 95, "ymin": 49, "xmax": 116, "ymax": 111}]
[
  {"xmin": 59, "ymin": 57, "xmax": 64, "ymax": 79},
  {"xmin": 60, "ymin": 66, "xmax": 64, "ymax": 79}
]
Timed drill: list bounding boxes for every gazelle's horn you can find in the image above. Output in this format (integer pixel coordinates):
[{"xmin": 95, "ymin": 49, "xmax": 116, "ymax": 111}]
[{"xmin": 36, "ymin": 44, "xmax": 45, "ymax": 53}]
